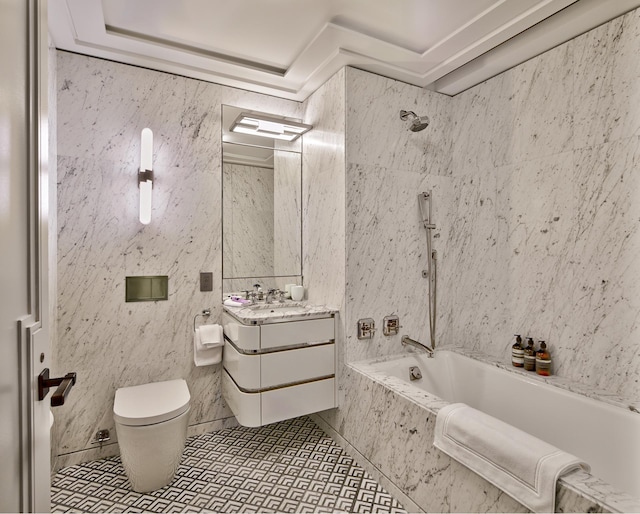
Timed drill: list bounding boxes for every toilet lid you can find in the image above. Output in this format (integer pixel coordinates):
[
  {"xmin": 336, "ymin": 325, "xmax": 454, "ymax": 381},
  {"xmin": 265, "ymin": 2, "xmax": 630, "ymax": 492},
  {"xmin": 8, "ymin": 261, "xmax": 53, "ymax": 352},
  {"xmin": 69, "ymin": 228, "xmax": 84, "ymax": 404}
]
[{"xmin": 114, "ymin": 379, "xmax": 190, "ymax": 426}]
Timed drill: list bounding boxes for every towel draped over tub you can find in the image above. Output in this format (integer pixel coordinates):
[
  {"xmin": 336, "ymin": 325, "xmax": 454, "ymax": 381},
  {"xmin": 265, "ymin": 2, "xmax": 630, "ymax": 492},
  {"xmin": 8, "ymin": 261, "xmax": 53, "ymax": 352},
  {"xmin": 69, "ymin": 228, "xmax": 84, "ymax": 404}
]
[{"xmin": 434, "ymin": 403, "xmax": 590, "ymax": 513}]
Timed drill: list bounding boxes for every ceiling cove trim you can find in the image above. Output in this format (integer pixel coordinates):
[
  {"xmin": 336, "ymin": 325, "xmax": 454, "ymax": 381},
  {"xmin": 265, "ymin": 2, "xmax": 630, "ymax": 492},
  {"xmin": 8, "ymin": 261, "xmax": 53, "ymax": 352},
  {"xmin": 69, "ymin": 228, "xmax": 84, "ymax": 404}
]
[
  {"xmin": 104, "ymin": 25, "xmax": 287, "ymax": 77},
  {"xmin": 49, "ymin": 0, "xmax": 629, "ymax": 101}
]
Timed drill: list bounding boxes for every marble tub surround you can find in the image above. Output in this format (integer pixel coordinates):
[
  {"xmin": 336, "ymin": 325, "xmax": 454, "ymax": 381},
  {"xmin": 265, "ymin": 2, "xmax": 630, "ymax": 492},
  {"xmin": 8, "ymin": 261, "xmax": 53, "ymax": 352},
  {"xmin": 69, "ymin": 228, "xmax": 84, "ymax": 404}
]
[
  {"xmin": 343, "ymin": 353, "xmax": 640, "ymax": 513},
  {"xmin": 223, "ymin": 301, "xmax": 337, "ymax": 325},
  {"xmin": 306, "ymin": 7, "xmax": 640, "ymax": 514},
  {"xmin": 344, "ymin": 67, "xmax": 455, "ymax": 365},
  {"xmin": 55, "ymin": 51, "xmax": 302, "ymax": 463}
]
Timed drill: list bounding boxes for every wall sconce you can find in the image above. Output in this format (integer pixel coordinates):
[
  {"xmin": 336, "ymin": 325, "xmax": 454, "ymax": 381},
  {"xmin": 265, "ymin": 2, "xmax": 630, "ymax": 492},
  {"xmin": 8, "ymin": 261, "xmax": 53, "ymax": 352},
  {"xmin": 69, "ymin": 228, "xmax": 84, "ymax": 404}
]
[
  {"xmin": 139, "ymin": 128, "xmax": 153, "ymax": 225},
  {"xmin": 230, "ymin": 112, "xmax": 312, "ymax": 142}
]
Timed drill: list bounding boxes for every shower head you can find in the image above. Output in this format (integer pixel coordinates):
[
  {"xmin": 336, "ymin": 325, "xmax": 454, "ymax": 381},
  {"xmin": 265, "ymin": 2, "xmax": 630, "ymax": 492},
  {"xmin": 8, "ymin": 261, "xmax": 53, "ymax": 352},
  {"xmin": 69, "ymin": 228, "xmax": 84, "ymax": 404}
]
[{"xmin": 400, "ymin": 110, "xmax": 430, "ymax": 132}]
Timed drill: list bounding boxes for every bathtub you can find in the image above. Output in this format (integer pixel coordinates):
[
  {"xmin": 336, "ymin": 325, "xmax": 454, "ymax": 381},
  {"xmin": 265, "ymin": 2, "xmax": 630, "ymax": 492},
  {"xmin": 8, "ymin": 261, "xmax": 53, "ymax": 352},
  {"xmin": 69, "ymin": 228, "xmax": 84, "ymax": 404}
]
[{"xmin": 353, "ymin": 349, "xmax": 640, "ymax": 504}]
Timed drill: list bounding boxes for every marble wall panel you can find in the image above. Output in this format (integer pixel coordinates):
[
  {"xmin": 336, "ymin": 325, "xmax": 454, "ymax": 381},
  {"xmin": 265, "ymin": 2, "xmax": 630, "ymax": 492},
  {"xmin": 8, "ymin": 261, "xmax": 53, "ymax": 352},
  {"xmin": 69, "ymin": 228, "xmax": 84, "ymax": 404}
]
[
  {"xmin": 345, "ymin": 68, "xmax": 452, "ymax": 176},
  {"xmin": 451, "ymin": 41, "xmax": 573, "ymax": 174},
  {"xmin": 302, "ymin": 69, "xmax": 346, "ymax": 310},
  {"xmin": 573, "ymin": 8, "xmax": 640, "ymax": 149},
  {"xmin": 450, "ymin": 72, "xmax": 516, "ymax": 175},
  {"xmin": 302, "ymin": 69, "xmax": 347, "ymax": 409},
  {"xmin": 447, "ymin": 8, "xmax": 640, "ymax": 399},
  {"xmin": 344, "ymin": 162, "xmax": 454, "ymax": 363},
  {"xmin": 566, "ymin": 136, "xmax": 640, "ymax": 398},
  {"xmin": 445, "ymin": 171, "xmax": 504, "ymax": 351},
  {"xmin": 343, "ymin": 68, "xmax": 455, "ymax": 364},
  {"xmin": 55, "ymin": 51, "xmax": 301, "ymax": 459}
]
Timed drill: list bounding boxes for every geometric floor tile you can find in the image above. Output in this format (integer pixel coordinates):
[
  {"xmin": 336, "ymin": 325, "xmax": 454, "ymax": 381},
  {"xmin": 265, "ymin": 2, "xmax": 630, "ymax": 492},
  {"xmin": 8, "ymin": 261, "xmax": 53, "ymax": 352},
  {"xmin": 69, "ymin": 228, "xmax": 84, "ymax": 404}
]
[{"xmin": 51, "ymin": 416, "xmax": 406, "ymax": 513}]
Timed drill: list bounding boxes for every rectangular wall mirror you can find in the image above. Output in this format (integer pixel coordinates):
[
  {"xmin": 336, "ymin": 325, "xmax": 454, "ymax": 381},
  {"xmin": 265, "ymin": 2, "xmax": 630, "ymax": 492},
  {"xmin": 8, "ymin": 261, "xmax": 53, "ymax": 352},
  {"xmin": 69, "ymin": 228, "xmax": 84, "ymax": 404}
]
[{"xmin": 222, "ymin": 105, "xmax": 303, "ymax": 295}]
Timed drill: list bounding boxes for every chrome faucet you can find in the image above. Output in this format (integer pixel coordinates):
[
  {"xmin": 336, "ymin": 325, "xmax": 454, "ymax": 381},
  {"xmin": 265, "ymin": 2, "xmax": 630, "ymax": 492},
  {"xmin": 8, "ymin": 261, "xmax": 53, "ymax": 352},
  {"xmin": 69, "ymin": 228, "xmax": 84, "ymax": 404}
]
[
  {"xmin": 265, "ymin": 288, "xmax": 278, "ymax": 304},
  {"xmin": 401, "ymin": 335, "xmax": 434, "ymax": 358}
]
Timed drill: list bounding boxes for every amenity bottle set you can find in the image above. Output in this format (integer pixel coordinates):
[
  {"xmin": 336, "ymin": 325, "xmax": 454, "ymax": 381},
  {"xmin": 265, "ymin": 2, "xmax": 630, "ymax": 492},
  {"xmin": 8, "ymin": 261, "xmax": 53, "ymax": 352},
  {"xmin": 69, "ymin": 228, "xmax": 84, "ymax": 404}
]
[{"xmin": 512, "ymin": 335, "xmax": 552, "ymax": 375}]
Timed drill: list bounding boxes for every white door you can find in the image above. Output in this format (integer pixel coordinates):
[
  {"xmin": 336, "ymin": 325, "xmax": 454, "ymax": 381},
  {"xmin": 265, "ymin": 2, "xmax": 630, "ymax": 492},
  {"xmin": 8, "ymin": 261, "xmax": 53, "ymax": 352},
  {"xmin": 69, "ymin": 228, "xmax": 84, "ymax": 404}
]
[{"xmin": 0, "ymin": 0, "xmax": 52, "ymax": 511}]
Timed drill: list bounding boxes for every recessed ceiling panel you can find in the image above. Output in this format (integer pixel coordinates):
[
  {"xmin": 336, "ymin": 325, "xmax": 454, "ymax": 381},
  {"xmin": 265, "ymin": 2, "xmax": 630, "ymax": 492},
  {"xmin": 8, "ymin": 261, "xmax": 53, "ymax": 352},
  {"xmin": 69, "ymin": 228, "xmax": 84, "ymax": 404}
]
[{"xmin": 49, "ymin": 0, "xmax": 640, "ymax": 100}]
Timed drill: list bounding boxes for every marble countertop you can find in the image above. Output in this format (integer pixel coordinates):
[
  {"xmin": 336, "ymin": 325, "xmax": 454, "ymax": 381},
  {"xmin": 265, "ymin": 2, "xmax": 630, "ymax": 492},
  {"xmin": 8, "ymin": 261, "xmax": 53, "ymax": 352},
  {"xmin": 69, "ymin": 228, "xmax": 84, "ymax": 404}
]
[{"xmin": 222, "ymin": 301, "xmax": 338, "ymax": 325}]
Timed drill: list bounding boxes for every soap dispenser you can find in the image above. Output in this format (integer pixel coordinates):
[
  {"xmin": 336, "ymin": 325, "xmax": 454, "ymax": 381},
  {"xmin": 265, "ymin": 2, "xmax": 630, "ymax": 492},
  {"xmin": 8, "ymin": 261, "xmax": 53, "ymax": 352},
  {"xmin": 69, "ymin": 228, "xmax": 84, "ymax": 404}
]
[
  {"xmin": 524, "ymin": 338, "xmax": 536, "ymax": 371},
  {"xmin": 536, "ymin": 341, "xmax": 552, "ymax": 376},
  {"xmin": 512, "ymin": 334, "xmax": 524, "ymax": 367}
]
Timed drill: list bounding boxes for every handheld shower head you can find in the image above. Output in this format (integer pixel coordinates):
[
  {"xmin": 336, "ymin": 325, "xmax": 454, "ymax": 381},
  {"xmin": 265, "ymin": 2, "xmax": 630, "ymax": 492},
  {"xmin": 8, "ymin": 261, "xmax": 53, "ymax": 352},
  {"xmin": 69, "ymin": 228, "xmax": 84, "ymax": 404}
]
[{"xmin": 400, "ymin": 110, "xmax": 430, "ymax": 132}]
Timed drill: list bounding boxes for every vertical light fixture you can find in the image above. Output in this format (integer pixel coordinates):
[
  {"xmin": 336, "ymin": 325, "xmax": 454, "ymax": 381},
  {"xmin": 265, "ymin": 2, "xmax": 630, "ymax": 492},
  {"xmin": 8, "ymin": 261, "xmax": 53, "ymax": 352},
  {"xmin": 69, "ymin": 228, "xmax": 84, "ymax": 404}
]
[{"xmin": 139, "ymin": 128, "xmax": 153, "ymax": 225}]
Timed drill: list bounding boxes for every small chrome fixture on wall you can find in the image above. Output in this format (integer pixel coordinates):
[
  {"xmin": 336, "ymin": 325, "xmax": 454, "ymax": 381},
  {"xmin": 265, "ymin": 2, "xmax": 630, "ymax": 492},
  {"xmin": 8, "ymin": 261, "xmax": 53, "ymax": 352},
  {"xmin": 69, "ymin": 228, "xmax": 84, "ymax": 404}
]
[
  {"xmin": 357, "ymin": 318, "xmax": 376, "ymax": 339},
  {"xmin": 230, "ymin": 112, "xmax": 312, "ymax": 142},
  {"xmin": 383, "ymin": 315, "xmax": 401, "ymax": 336},
  {"xmin": 139, "ymin": 128, "xmax": 153, "ymax": 224}
]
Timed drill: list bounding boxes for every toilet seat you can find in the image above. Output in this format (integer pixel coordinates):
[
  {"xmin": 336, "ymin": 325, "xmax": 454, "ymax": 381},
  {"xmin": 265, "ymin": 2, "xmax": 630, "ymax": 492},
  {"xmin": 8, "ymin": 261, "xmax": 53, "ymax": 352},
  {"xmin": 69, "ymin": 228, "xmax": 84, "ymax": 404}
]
[{"xmin": 114, "ymin": 379, "xmax": 190, "ymax": 426}]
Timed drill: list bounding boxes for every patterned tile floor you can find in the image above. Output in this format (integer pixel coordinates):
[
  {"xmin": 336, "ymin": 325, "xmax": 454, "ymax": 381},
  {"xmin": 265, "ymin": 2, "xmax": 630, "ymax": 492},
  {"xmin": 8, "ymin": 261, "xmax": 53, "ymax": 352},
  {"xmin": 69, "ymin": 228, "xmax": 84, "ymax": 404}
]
[{"xmin": 51, "ymin": 416, "xmax": 406, "ymax": 513}]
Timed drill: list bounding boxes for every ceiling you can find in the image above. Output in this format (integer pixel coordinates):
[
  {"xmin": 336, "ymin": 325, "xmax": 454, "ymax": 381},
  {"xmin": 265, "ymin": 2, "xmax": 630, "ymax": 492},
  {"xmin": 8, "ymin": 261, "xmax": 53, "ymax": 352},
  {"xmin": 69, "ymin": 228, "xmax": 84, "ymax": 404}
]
[{"xmin": 49, "ymin": 0, "xmax": 640, "ymax": 101}]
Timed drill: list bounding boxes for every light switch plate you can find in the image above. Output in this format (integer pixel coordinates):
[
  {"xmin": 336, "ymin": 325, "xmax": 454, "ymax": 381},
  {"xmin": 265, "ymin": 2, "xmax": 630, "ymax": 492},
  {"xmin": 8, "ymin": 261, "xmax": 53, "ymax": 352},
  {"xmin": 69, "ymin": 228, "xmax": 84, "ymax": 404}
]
[{"xmin": 200, "ymin": 272, "xmax": 213, "ymax": 292}]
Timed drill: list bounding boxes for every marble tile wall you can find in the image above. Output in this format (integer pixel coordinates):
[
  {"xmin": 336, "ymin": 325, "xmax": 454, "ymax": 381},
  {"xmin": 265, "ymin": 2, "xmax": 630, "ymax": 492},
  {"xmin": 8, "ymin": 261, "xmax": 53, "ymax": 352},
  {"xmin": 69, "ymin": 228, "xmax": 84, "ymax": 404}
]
[
  {"xmin": 302, "ymin": 68, "xmax": 346, "ymax": 310},
  {"xmin": 222, "ymin": 163, "xmax": 274, "ymax": 278},
  {"xmin": 302, "ymin": 69, "xmax": 347, "ymax": 403},
  {"xmin": 344, "ymin": 68, "xmax": 454, "ymax": 364},
  {"xmin": 55, "ymin": 51, "xmax": 301, "ymax": 461},
  {"xmin": 448, "ymin": 7, "xmax": 640, "ymax": 400}
]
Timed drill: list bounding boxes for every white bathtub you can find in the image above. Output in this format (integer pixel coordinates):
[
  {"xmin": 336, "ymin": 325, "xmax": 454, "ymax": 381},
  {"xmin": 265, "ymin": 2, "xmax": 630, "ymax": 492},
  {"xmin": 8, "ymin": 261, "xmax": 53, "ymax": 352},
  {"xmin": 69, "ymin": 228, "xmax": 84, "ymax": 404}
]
[{"xmin": 361, "ymin": 350, "xmax": 640, "ymax": 501}]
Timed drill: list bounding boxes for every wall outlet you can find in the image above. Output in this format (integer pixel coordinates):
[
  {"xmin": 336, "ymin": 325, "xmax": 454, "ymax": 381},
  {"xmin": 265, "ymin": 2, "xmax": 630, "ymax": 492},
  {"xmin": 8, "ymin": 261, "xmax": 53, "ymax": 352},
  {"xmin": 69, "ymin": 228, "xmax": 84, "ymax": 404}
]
[{"xmin": 200, "ymin": 272, "xmax": 213, "ymax": 292}]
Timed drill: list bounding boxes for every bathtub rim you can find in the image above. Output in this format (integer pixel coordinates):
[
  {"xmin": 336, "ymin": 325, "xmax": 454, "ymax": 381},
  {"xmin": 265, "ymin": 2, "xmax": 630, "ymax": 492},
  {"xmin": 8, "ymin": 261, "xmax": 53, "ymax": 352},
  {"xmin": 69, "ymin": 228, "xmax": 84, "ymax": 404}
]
[
  {"xmin": 348, "ymin": 347, "xmax": 640, "ymax": 513},
  {"xmin": 352, "ymin": 346, "xmax": 640, "ymax": 415}
]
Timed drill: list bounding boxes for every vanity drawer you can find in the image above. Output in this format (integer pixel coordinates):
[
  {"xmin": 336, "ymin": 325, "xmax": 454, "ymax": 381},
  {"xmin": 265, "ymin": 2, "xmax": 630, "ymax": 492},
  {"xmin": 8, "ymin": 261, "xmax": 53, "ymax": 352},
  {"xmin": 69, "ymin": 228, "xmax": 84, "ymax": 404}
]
[
  {"xmin": 261, "ymin": 343, "xmax": 334, "ymax": 388},
  {"xmin": 222, "ymin": 342, "xmax": 260, "ymax": 390},
  {"xmin": 222, "ymin": 312, "xmax": 260, "ymax": 352},
  {"xmin": 261, "ymin": 378, "xmax": 335, "ymax": 425},
  {"xmin": 222, "ymin": 371, "xmax": 261, "ymax": 428},
  {"xmin": 260, "ymin": 317, "xmax": 334, "ymax": 350}
]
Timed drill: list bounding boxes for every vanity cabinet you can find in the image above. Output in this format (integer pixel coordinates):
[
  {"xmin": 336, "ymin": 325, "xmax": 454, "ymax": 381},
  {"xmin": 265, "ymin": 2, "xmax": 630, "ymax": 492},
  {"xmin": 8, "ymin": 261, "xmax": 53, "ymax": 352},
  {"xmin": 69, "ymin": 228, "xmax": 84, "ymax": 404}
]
[{"xmin": 221, "ymin": 311, "xmax": 336, "ymax": 427}]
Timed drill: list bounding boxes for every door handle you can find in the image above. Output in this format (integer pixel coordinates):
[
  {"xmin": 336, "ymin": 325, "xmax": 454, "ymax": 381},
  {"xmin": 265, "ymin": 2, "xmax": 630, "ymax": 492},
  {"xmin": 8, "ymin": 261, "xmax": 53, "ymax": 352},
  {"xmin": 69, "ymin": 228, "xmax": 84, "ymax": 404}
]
[{"xmin": 38, "ymin": 368, "xmax": 77, "ymax": 407}]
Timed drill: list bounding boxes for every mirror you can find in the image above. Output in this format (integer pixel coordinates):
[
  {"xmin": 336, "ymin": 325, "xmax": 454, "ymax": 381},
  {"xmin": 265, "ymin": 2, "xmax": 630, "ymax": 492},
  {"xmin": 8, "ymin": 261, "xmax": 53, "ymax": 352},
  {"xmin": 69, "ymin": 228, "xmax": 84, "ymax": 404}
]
[{"xmin": 222, "ymin": 105, "xmax": 303, "ymax": 294}]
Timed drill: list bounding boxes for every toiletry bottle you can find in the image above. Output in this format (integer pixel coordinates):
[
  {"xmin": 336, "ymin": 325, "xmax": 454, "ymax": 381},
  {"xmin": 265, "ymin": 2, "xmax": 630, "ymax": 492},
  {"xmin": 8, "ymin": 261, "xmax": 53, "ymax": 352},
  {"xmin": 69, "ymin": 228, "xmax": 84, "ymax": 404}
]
[
  {"xmin": 512, "ymin": 334, "xmax": 524, "ymax": 367},
  {"xmin": 536, "ymin": 341, "xmax": 551, "ymax": 376},
  {"xmin": 524, "ymin": 338, "xmax": 536, "ymax": 371}
]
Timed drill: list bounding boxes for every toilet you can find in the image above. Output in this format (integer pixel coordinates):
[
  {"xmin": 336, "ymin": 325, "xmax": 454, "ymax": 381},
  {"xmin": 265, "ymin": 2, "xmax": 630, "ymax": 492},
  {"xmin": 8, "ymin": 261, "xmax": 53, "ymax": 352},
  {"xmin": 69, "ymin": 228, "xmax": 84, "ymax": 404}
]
[{"xmin": 113, "ymin": 379, "xmax": 190, "ymax": 492}]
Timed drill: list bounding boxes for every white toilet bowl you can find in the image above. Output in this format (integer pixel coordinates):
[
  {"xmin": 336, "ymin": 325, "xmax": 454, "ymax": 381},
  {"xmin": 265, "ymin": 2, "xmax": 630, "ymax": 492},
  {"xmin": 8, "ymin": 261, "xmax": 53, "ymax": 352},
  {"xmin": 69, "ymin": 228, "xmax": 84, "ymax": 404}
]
[{"xmin": 114, "ymin": 379, "xmax": 190, "ymax": 492}]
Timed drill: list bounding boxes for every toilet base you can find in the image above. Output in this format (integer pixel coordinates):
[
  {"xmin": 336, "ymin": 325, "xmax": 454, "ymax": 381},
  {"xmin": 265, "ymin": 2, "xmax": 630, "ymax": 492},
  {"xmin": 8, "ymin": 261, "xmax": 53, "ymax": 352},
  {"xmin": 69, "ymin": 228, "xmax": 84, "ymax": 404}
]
[{"xmin": 115, "ymin": 407, "xmax": 189, "ymax": 492}]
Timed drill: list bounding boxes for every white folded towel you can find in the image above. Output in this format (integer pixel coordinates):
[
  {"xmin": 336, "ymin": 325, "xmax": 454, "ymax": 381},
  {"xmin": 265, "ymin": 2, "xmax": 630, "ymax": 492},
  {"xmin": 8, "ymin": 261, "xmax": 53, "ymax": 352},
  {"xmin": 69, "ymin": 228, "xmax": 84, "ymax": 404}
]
[
  {"xmin": 193, "ymin": 324, "xmax": 223, "ymax": 366},
  {"xmin": 434, "ymin": 403, "xmax": 589, "ymax": 513},
  {"xmin": 198, "ymin": 324, "xmax": 223, "ymax": 348},
  {"xmin": 223, "ymin": 298, "xmax": 243, "ymax": 307}
]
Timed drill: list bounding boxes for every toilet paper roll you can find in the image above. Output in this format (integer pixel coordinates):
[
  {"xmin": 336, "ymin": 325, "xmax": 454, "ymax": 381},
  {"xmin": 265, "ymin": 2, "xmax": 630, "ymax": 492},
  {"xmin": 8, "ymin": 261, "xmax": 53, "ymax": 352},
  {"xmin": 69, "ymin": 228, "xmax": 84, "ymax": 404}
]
[{"xmin": 291, "ymin": 285, "xmax": 304, "ymax": 301}]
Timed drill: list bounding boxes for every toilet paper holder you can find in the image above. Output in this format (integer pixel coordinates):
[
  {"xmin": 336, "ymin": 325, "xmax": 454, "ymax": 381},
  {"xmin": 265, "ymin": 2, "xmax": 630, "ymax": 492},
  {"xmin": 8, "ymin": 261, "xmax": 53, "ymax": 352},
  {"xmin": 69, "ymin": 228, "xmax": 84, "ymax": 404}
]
[{"xmin": 193, "ymin": 308, "xmax": 211, "ymax": 331}]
